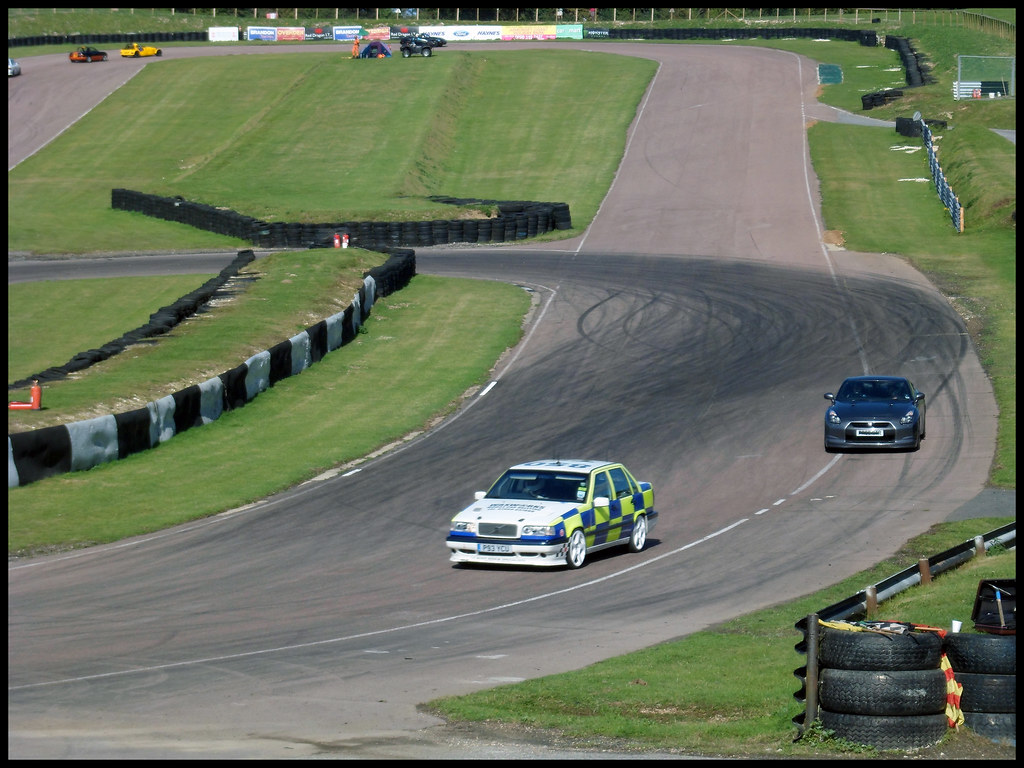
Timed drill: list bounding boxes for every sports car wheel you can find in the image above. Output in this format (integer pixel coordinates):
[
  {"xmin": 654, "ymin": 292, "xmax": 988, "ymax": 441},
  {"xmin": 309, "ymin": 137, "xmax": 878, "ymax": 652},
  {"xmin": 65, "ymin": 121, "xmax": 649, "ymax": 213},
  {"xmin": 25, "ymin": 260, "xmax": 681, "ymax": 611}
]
[
  {"xmin": 565, "ymin": 529, "xmax": 586, "ymax": 569},
  {"xmin": 628, "ymin": 514, "xmax": 648, "ymax": 553},
  {"xmin": 133, "ymin": 51, "xmax": 140, "ymax": 57},
  {"xmin": 422, "ymin": 47, "xmax": 432, "ymax": 57},
  {"xmin": 102, "ymin": 54, "xmax": 108, "ymax": 61},
  {"xmin": 156, "ymin": 50, "xmax": 162, "ymax": 56}
]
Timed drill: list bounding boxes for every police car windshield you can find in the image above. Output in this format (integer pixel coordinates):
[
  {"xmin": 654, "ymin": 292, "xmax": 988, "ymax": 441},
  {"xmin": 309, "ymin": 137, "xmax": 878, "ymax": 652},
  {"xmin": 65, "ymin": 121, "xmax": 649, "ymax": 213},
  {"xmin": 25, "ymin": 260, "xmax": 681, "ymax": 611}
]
[{"xmin": 486, "ymin": 471, "xmax": 588, "ymax": 502}]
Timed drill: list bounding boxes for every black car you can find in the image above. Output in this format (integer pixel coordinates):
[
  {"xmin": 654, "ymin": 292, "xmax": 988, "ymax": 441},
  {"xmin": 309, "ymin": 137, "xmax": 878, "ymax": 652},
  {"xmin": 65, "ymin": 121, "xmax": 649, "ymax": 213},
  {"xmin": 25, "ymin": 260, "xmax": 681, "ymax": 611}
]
[
  {"xmin": 823, "ymin": 375, "xmax": 926, "ymax": 452},
  {"xmin": 399, "ymin": 35, "xmax": 439, "ymax": 57}
]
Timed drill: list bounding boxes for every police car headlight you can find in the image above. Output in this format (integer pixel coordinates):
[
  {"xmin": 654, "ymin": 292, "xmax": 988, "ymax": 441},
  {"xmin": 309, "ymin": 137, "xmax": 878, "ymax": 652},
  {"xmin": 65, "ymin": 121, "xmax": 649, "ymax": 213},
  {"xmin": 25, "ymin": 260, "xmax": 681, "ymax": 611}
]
[
  {"xmin": 521, "ymin": 524, "xmax": 556, "ymax": 536},
  {"xmin": 451, "ymin": 520, "xmax": 476, "ymax": 534}
]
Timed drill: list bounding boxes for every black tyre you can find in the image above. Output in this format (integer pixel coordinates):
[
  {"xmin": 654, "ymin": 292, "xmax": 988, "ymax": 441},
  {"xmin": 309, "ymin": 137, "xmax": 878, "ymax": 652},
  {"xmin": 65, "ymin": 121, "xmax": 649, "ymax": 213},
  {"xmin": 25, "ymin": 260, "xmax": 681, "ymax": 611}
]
[
  {"xmin": 818, "ymin": 710, "xmax": 948, "ymax": 750},
  {"xmin": 156, "ymin": 50, "xmax": 162, "ymax": 56},
  {"xmin": 957, "ymin": 672, "xmax": 1016, "ymax": 713},
  {"xmin": 133, "ymin": 51, "xmax": 140, "ymax": 57},
  {"xmin": 102, "ymin": 54, "xmax": 108, "ymax": 61},
  {"xmin": 963, "ymin": 711, "xmax": 1016, "ymax": 743},
  {"xmin": 565, "ymin": 528, "xmax": 586, "ymax": 569},
  {"xmin": 819, "ymin": 627, "xmax": 943, "ymax": 671},
  {"xmin": 818, "ymin": 668, "xmax": 947, "ymax": 716},
  {"xmin": 627, "ymin": 514, "xmax": 648, "ymax": 553},
  {"xmin": 422, "ymin": 47, "xmax": 432, "ymax": 57},
  {"xmin": 944, "ymin": 633, "xmax": 1015, "ymax": 675}
]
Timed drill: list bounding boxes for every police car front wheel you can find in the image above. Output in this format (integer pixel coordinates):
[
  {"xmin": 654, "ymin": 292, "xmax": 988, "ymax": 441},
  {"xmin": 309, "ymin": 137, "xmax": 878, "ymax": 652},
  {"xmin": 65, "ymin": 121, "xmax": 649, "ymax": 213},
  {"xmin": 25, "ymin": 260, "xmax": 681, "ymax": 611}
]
[{"xmin": 565, "ymin": 529, "xmax": 587, "ymax": 568}]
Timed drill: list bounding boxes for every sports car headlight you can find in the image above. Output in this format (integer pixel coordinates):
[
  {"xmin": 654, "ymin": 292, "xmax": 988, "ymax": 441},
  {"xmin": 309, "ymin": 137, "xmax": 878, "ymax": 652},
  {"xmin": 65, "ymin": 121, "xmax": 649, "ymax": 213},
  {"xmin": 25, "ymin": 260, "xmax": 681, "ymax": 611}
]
[
  {"xmin": 521, "ymin": 524, "xmax": 556, "ymax": 537},
  {"xmin": 451, "ymin": 520, "xmax": 476, "ymax": 534},
  {"xmin": 899, "ymin": 410, "xmax": 916, "ymax": 425},
  {"xmin": 827, "ymin": 409, "xmax": 841, "ymax": 424}
]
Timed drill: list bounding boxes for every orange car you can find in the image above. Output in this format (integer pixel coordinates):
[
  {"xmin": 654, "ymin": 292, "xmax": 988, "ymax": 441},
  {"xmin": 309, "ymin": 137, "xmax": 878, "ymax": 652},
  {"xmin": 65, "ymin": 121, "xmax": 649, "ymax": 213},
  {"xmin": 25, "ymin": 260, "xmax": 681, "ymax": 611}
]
[{"xmin": 69, "ymin": 46, "xmax": 109, "ymax": 63}]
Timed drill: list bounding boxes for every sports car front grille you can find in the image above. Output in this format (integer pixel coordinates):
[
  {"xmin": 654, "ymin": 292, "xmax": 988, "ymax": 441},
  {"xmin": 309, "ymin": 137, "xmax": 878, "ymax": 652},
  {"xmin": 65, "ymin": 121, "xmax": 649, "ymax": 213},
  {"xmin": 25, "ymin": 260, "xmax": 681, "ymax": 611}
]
[
  {"xmin": 478, "ymin": 522, "xmax": 518, "ymax": 538},
  {"xmin": 845, "ymin": 420, "xmax": 897, "ymax": 442}
]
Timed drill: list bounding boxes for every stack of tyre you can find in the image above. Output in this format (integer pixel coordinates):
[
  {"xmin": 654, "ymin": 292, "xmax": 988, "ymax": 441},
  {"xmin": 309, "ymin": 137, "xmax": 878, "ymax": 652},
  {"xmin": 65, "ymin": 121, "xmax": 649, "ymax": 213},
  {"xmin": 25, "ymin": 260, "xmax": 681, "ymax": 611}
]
[
  {"xmin": 944, "ymin": 633, "xmax": 1016, "ymax": 744},
  {"xmin": 817, "ymin": 627, "xmax": 949, "ymax": 749}
]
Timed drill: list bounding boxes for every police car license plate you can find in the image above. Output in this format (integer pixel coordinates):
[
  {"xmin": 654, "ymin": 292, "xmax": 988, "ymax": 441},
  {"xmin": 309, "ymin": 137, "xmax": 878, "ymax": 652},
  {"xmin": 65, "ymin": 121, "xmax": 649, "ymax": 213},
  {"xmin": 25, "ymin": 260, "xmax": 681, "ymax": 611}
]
[
  {"xmin": 479, "ymin": 543, "xmax": 512, "ymax": 554},
  {"xmin": 856, "ymin": 428, "xmax": 884, "ymax": 437}
]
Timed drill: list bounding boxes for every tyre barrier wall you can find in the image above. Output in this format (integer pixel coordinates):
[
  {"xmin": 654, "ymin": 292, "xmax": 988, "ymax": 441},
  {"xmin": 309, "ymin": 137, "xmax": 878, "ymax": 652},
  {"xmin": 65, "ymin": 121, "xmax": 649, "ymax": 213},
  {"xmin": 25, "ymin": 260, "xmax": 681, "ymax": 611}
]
[
  {"xmin": 8, "ymin": 249, "xmax": 416, "ymax": 488},
  {"xmin": 598, "ymin": 26, "xmax": 879, "ymax": 48},
  {"xmin": 944, "ymin": 633, "xmax": 1017, "ymax": 745},
  {"xmin": 8, "ymin": 250, "xmax": 256, "ymax": 392},
  {"xmin": 859, "ymin": 36, "xmax": 937, "ymax": 110},
  {"xmin": 110, "ymin": 189, "xmax": 571, "ymax": 250},
  {"xmin": 816, "ymin": 628, "xmax": 950, "ymax": 750},
  {"xmin": 792, "ymin": 522, "xmax": 1016, "ymax": 748},
  {"xmin": 7, "ymin": 31, "xmax": 210, "ymax": 47},
  {"xmin": 8, "ymin": 26, "xmax": 880, "ymax": 49}
]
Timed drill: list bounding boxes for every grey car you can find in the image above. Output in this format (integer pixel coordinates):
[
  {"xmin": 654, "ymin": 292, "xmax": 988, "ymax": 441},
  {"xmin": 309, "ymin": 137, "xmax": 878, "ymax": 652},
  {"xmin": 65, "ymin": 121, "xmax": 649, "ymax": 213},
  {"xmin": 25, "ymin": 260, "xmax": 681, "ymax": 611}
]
[{"xmin": 824, "ymin": 376, "xmax": 926, "ymax": 452}]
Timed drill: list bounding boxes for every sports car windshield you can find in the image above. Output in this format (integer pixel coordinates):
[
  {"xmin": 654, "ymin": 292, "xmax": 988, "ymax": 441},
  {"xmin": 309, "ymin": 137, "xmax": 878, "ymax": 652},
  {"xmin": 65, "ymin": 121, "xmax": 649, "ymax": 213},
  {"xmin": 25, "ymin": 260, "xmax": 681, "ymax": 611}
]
[
  {"xmin": 837, "ymin": 380, "xmax": 911, "ymax": 403},
  {"xmin": 485, "ymin": 470, "xmax": 589, "ymax": 502}
]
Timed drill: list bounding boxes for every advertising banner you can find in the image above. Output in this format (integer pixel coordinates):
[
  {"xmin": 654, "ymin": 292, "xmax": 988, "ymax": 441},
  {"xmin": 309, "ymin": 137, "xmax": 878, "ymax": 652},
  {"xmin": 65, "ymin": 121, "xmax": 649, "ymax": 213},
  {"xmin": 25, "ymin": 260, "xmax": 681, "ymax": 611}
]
[
  {"xmin": 556, "ymin": 24, "xmax": 584, "ymax": 40},
  {"xmin": 501, "ymin": 24, "xmax": 557, "ymax": 41},
  {"xmin": 304, "ymin": 26, "xmax": 334, "ymax": 41},
  {"xmin": 402, "ymin": 25, "xmax": 502, "ymax": 42},
  {"xmin": 332, "ymin": 25, "xmax": 365, "ymax": 41},
  {"xmin": 246, "ymin": 26, "xmax": 278, "ymax": 41},
  {"xmin": 276, "ymin": 27, "xmax": 305, "ymax": 41},
  {"xmin": 208, "ymin": 26, "xmax": 240, "ymax": 42}
]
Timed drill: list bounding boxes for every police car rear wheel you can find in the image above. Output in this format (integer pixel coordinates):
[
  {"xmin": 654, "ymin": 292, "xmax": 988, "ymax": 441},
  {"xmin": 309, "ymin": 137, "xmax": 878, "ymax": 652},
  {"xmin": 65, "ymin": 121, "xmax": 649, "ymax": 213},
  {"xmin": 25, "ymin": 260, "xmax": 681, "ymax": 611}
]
[
  {"xmin": 628, "ymin": 515, "xmax": 648, "ymax": 552},
  {"xmin": 566, "ymin": 529, "xmax": 586, "ymax": 569}
]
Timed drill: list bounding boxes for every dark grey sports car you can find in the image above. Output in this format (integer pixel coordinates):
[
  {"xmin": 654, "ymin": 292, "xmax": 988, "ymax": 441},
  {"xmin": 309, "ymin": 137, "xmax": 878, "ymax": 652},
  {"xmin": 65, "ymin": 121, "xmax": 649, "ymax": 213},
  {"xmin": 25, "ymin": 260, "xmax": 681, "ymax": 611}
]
[{"xmin": 824, "ymin": 376, "xmax": 926, "ymax": 452}]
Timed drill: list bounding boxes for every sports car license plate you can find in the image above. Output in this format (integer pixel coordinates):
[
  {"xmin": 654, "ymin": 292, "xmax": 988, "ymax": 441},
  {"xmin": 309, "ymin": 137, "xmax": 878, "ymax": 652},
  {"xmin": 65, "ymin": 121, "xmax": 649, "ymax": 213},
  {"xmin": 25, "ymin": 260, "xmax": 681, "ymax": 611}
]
[
  {"xmin": 856, "ymin": 428, "xmax": 884, "ymax": 437},
  {"xmin": 479, "ymin": 542, "xmax": 512, "ymax": 554}
]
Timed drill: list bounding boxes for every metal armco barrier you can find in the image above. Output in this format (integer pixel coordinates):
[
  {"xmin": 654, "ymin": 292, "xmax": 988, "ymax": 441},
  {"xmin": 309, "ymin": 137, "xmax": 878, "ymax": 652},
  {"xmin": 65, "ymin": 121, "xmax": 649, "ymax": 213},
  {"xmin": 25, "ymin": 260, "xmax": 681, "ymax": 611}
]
[{"xmin": 920, "ymin": 119, "xmax": 965, "ymax": 232}]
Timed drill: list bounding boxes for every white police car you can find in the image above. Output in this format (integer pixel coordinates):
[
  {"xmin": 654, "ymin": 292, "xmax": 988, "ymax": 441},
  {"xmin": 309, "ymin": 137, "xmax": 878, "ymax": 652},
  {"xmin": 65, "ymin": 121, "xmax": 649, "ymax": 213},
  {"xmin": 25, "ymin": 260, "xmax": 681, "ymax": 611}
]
[{"xmin": 446, "ymin": 459, "xmax": 656, "ymax": 568}]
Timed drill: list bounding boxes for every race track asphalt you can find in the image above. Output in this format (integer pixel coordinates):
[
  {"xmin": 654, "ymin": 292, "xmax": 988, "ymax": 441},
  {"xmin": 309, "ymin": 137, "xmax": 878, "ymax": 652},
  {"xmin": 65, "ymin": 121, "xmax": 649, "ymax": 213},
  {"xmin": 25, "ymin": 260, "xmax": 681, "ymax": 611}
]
[{"xmin": 8, "ymin": 41, "xmax": 1011, "ymax": 759}]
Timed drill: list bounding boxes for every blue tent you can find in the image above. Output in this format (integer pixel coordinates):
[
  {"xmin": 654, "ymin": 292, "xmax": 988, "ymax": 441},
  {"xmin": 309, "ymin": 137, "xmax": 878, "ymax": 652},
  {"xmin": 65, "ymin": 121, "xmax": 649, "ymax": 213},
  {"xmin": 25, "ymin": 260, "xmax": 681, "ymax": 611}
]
[{"xmin": 359, "ymin": 40, "xmax": 392, "ymax": 58}]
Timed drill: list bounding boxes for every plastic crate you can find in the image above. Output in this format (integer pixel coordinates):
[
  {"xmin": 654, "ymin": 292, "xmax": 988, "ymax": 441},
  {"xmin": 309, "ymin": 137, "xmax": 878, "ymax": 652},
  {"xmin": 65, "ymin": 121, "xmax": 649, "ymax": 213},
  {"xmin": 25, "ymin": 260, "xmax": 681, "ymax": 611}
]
[{"xmin": 971, "ymin": 579, "xmax": 1015, "ymax": 635}]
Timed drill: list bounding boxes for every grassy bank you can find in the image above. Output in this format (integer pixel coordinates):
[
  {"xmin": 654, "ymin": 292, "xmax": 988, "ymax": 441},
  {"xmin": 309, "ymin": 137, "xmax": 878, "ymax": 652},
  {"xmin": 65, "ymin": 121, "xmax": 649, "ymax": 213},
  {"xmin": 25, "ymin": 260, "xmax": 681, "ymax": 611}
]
[
  {"xmin": 426, "ymin": 519, "xmax": 1015, "ymax": 757},
  {"xmin": 8, "ymin": 268, "xmax": 530, "ymax": 554}
]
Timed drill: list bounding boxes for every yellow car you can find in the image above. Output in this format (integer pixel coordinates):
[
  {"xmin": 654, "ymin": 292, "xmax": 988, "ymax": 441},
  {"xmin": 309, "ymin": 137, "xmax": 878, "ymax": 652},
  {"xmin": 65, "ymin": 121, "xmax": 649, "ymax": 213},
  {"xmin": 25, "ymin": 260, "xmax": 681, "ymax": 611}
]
[{"xmin": 120, "ymin": 42, "xmax": 162, "ymax": 58}]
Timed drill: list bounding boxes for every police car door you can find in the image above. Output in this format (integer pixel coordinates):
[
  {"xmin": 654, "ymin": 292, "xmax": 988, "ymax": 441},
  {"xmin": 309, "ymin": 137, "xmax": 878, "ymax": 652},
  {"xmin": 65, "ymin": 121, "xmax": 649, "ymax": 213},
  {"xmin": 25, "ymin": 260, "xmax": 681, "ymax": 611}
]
[
  {"xmin": 590, "ymin": 469, "xmax": 612, "ymax": 545},
  {"xmin": 607, "ymin": 465, "xmax": 638, "ymax": 542}
]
